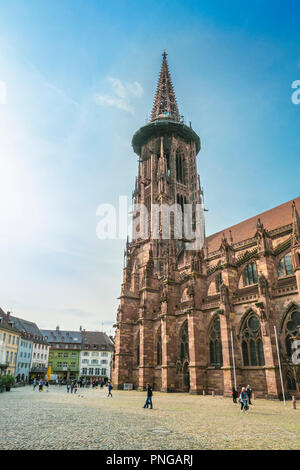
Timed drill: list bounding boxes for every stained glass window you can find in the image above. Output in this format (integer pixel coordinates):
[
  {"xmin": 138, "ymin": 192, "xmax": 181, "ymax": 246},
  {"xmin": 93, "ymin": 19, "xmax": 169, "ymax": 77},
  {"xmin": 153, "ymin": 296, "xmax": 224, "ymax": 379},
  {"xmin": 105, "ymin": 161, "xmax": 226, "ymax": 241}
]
[
  {"xmin": 241, "ymin": 313, "xmax": 265, "ymax": 366},
  {"xmin": 157, "ymin": 329, "xmax": 162, "ymax": 366},
  {"xmin": 243, "ymin": 262, "xmax": 258, "ymax": 286},
  {"xmin": 180, "ymin": 321, "xmax": 189, "ymax": 362},
  {"xmin": 209, "ymin": 317, "xmax": 223, "ymax": 368},
  {"xmin": 284, "ymin": 308, "xmax": 300, "ymax": 358},
  {"xmin": 278, "ymin": 253, "xmax": 293, "ymax": 278}
]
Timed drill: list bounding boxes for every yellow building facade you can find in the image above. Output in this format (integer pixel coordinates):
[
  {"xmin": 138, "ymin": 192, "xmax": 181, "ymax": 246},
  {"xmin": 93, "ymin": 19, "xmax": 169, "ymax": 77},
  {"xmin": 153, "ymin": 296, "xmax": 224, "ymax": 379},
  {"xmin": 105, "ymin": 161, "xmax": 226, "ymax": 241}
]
[{"xmin": 0, "ymin": 310, "xmax": 21, "ymax": 376}]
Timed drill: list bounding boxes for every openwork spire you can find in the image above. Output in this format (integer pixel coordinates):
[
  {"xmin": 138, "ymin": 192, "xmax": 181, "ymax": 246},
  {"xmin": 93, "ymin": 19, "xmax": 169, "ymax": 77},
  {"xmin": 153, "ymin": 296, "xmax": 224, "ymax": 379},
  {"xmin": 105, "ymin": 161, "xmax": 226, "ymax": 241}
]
[{"xmin": 151, "ymin": 51, "xmax": 181, "ymax": 122}]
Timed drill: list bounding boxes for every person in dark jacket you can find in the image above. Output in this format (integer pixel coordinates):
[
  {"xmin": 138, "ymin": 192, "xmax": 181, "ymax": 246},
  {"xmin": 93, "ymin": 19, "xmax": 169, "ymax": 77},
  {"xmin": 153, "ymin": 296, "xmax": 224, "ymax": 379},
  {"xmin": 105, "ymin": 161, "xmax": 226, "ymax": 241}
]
[
  {"xmin": 107, "ymin": 382, "xmax": 113, "ymax": 397},
  {"xmin": 143, "ymin": 384, "xmax": 153, "ymax": 409},
  {"xmin": 246, "ymin": 385, "xmax": 252, "ymax": 405},
  {"xmin": 232, "ymin": 387, "xmax": 238, "ymax": 403}
]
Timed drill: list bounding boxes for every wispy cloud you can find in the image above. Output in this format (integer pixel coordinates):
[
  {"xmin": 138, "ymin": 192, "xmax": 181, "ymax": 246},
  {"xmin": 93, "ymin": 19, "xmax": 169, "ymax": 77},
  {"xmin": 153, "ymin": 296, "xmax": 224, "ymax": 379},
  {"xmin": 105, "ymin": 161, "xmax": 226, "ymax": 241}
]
[{"xmin": 94, "ymin": 76, "xmax": 143, "ymax": 114}]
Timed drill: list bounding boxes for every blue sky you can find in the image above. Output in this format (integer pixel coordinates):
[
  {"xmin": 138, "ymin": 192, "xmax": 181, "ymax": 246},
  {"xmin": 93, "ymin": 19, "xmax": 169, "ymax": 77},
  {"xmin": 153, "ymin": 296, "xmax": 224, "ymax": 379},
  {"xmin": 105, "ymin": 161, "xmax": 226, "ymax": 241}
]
[{"xmin": 0, "ymin": 1, "xmax": 299, "ymax": 331}]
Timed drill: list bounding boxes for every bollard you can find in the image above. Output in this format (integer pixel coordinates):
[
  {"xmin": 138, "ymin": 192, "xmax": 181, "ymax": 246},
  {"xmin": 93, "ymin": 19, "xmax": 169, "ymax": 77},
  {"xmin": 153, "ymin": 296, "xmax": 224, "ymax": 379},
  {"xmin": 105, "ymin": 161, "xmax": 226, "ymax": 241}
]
[
  {"xmin": 202, "ymin": 390, "xmax": 205, "ymax": 396},
  {"xmin": 212, "ymin": 390, "xmax": 215, "ymax": 397},
  {"xmin": 292, "ymin": 396, "xmax": 296, "ymax": 410}
]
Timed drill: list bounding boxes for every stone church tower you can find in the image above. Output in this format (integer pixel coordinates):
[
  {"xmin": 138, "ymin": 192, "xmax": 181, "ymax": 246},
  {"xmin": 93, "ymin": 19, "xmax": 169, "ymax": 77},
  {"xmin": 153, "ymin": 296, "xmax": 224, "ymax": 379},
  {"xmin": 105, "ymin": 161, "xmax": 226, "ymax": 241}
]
[{"xmin": 112, "ymin": 52, "xmax": 300, "ymax": 398}]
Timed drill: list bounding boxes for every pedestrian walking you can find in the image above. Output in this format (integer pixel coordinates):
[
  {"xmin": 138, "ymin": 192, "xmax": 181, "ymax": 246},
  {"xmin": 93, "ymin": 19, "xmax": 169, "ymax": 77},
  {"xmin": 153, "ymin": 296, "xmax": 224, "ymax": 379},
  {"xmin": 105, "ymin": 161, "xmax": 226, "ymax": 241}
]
[
  {"xmin": 45, "ymin": 380, "xmax": 49, "ymax": 392},
  {"xmin": 232, "ymin": 387, "xmax": 238, "ymax": 404},
  {"xmin": 74, "ymin": 382, "xmax": 78, "ymax": 394},
  {"xmin": 143, "ymin": 384, "xmax": 153, "ymax": 409},
  {"xmin": 33, "ymin": 378, "xmax": 37, "ymax": 391},
  {"xmin": 107, "ymin": 382, "xmax": 113, "ymax": 397},
  {"xmin": 71, "ymin": 381, "xmax": 74, "ymax": 393},
  {"xmin": 67, "ymin": 383, "xmax": 70, "ymax": 393},
  {"xmin": 38, "ymin": 379, "xmax": 44, "ymax": 392},
  {"xmin": 246, "ymin": 385, "xmax": 252, "ymax": 405},
  {"xmin": 239, "ymin": 387, "xmax": 249, "ymax": 413}
]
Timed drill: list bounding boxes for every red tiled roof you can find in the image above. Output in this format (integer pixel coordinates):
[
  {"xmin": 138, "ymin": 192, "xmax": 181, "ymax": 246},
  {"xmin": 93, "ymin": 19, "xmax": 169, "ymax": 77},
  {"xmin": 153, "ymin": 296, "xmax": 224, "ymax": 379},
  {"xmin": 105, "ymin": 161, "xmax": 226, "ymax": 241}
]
[{"xmin": 206, "ymin": 197, "xmax": 300, "ymax": 253}]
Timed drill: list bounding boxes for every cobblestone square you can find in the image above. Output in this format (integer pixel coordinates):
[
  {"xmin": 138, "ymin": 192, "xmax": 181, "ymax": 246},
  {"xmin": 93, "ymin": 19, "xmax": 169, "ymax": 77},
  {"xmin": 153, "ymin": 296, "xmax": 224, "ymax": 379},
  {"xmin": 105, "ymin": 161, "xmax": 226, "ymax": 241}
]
[{"xmin": 0, "ymin": 386, "xmax": 299, "ymax": 450}]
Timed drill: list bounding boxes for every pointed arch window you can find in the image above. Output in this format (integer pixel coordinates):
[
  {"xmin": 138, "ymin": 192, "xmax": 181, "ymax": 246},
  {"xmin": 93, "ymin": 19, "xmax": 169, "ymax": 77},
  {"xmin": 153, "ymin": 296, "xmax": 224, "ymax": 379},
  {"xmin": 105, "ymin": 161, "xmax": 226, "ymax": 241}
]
[
  {"xmin": 242, "ymin": 262, "xmax": 258, "ymax": 286},
  {"xmin": 180, "ymin": 321, "xmax": 189, "ymax": 362},
  {"xmin": 209, "ymin": 317, "xmax": 223, "ymax": 368},
  {"xmin": 215, "ymin": 273, "xmax": 222, "ymax": 293},
  {"xmin": 278, "ymin": 253, "xmax": 293, "ymax": 278},
  {"xmin": 176, "ymin": 151, "xmax": 184, "ymax": 184},
  {"xmin": 286, "ymin": 371, "xmax": 296, "ymax": 390},
  {"xmin": 136, "ymin": 332, "xmax": 140, "ymax": 366},
  {"xmin": 241, "ymin": 313, "xmax": 265, "ymax": 366},
  {"xmin": 283, "ymin": 307, "xmax": 300, "ymax": 358},
  {"xmin": 156, "ymin": 329, "xmax": 162, "ymax": 366}
]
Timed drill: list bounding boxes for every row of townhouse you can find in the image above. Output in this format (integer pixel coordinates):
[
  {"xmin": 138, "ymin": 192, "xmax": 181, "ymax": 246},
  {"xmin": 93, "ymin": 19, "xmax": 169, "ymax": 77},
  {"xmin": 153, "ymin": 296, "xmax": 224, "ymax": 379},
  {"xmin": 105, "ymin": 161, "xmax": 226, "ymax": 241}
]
[
  {"xmin": 0, "ymin": 307, "xmax": 114, "ymax": 383},
  {"xmin": 41, "ymin": 326, "xmax": 114, "ymax": 382},
  {"xmin": 0, "ymin": 309, "xmax": 50, "ymax": 382}
]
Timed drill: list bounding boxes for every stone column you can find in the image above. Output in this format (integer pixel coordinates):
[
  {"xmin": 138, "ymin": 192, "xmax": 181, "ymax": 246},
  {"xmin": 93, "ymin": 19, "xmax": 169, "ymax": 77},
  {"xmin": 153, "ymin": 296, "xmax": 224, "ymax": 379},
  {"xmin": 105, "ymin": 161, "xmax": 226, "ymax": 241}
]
[
  {"xmin": 112, "ymin": 321, "xmax": 134, "ymax": 389},
  {"xmin": 259, "ymin": 313, "xmax": 281, "ymax": 398},
  {"xmin": 187, "ymin": 309, "xmax": 206, "ymax": 394},
  {"xmin": 138, "ymin": 318, "xmax": 155, "ymax": 390},
  {"xmin": 161, "ymin": 313, "xmax": 177, "ymax": 392},
  {"xmin": 219, "ymin": 312, "xmax": 235, "ymax": 396}
]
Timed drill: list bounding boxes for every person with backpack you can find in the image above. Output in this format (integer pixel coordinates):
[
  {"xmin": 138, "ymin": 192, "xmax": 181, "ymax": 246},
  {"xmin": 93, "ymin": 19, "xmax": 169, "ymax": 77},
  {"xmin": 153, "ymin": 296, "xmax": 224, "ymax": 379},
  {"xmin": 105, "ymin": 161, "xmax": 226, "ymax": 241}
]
[
  {"xmin": 143, "ymin": 384, "xmax": 153, "ymax": 409},
  {"xmin": 107, "ymin": 382, "xmax": 113, "ymax": 397}
]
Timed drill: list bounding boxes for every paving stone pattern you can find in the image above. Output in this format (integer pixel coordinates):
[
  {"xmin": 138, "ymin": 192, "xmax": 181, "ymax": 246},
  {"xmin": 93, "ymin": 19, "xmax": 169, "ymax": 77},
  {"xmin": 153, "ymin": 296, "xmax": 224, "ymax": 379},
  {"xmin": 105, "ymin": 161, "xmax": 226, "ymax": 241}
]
[{"xmin": 0, "ymin": 386, "xmax": 299, "ymax": 450}]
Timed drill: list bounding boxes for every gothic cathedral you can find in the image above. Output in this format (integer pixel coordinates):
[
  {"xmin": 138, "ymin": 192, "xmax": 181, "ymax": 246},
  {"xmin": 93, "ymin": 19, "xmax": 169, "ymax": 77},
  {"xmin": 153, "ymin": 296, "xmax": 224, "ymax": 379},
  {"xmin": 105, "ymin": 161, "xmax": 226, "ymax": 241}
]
[{"xmin": 112, "ymin": 52, "xmax": 300, "ymax": 398}]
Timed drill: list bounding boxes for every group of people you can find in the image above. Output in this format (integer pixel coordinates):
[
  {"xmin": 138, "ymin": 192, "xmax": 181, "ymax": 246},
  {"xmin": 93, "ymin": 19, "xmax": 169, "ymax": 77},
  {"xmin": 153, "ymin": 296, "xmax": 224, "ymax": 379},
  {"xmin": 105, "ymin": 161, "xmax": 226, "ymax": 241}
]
[
  {"xmin": 32, "ymin": 378, "xmax": 49, "ymax": 392},
  {"xmin": 32, "ymin": 377, "xmax": 252, "ymax": 414},
  {"xmin": 142, "ymin": 384, "xmax": 253, "ymax": 412},
  {"xmin": 232, "ymin": 385, "xmax": 252, "ymax": 413},
  {"xmin": 65, "ymin": 379, "xmax": 113, "ymax": 397}
]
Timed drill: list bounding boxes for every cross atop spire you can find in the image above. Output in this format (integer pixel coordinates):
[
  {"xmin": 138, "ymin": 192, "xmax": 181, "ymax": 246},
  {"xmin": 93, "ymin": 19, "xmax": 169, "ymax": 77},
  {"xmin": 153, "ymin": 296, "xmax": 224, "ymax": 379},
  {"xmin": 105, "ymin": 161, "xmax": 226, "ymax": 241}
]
[{"xmin": 151, "ymin": 51, "xmax": 181, "ymax": 122}]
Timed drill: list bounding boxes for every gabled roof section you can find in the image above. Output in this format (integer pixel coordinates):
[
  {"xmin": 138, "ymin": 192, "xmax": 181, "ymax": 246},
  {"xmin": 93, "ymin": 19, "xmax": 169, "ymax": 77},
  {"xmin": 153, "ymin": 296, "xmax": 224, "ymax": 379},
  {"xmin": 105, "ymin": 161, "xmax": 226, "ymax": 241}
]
[
  {"xmin": 81, "ymin": 331, "xmax": 114, "ymax": 351},
  {"xmin": 40, "ymin": 328, "xmax": 82, "ymax": 344},
  {"xmin": 0, "ymin": 309, "xmax": 21, "ymax": 334},
  {"xmin": 206, "ymin": 197, "xmax": 300, "ymax": 253},
  {"xmin": 11, "ymin": 315, "xmax": 46, "ymax": 341}
]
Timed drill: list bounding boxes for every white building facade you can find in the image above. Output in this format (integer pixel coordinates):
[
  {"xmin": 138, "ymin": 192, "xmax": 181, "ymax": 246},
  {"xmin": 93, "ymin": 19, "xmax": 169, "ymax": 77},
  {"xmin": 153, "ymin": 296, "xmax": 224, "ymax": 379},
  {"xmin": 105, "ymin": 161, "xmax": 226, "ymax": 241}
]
[
  {"xmin": 30, "ymin": 340, "xmax": 50, "ymax": 379},
  {"xmin": 0, "ymin": 332, "xmax": 7, "ymax": 375},
  {"xmin": 79, "ymin": 349, "xmax": 112, "ymax": 381},
  {"xmin": 79, "ymin": 331, "xmax": 114, "ymax": 382}
]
